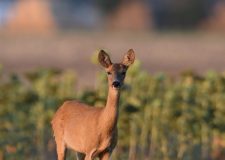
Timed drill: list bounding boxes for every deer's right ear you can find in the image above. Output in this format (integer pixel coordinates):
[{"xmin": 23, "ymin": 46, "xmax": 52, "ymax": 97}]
[{"xmin": 98, "ymin": 50, "xmax": 112, "ymax": 68}]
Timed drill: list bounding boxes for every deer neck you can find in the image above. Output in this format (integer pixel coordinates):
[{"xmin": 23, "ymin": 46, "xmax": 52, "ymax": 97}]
[{"xmin": 101, "ymin": 87, "xmax": 120, "ymax": 132}]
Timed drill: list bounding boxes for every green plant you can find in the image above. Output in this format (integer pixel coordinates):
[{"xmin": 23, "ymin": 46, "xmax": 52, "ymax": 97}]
[{"xmin": 0, "ymin": 63, "xmax": 224, "ymax": 160}]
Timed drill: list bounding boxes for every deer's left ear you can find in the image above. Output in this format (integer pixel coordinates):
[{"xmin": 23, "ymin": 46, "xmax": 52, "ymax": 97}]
[{"xmin": 122, "ymin": 49, "xmax": 135, "ymax": 67}]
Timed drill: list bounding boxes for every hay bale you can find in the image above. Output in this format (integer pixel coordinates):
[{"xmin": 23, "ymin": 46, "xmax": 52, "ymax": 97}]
[
  {"xmin": 107, "ymin": 1, "xmax": 153, "ymax": 31},
  {"xmin": 6, "ymin": 0, "xmax": 55, "ymax": 33},
  {"xmin": 201, "ymin": 2, "xmax": 225, "ymax": 32}
]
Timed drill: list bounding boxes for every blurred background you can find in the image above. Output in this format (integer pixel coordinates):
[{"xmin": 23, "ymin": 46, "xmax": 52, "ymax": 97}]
[{"xmin": 0, "ymin": 0, "xmax": 225, "ymax": 160}]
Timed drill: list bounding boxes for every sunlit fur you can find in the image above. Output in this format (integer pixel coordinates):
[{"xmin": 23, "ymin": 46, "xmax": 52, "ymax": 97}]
[{"xmin": 51, "ymin": 49, "xmax": 135, "ymax": 160}]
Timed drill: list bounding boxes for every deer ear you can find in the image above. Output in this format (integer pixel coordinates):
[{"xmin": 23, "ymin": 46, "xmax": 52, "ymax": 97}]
[
  {"xmin": 122, "ymin": 49, "xmax": 135, "ymax": 67},
  {"xmin": 98, "ymin": 50, "xmax": 112, "ymax": 68}
]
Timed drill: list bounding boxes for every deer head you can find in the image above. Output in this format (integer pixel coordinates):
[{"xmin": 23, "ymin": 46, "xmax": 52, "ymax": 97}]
[{"xmin": 98, "ymin": 49, "xmax": 135, "ymax": 89}]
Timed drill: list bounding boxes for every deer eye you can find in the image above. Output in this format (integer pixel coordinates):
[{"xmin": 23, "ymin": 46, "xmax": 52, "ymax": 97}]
[
  {"xmin": 121, "ymin": 72, "xmax": 126, "ymax": 76},
  {"xmin": 107, "ymin": 72, "xmax": 112, "ymax": 75}
]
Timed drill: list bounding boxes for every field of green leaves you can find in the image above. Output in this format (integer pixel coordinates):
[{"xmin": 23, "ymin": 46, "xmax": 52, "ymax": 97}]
[{"xmin": 0, "ymin": 61, "xmax": 225, "ymax": 160}]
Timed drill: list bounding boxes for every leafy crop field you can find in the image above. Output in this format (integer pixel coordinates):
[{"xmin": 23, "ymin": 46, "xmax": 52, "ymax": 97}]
[{"xmin": 0, "ymin": 61, "xmax": 225, "ymax": 160}]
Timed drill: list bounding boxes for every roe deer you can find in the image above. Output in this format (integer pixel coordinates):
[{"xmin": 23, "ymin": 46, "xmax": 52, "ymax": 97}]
[{"xmin": 51, "ymin": 49, "xmax": 135, "ymax": 160}]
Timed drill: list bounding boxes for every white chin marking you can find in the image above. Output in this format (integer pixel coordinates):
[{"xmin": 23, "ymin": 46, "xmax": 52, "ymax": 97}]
[{"xmin": 112, "ymin": 86, "xmax": 120, "ymax": 89}]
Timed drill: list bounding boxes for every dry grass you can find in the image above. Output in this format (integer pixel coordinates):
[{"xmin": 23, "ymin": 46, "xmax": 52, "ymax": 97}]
[{"xmin": 0, "ymin": 31, "xmax": 225, "ymax": 87}]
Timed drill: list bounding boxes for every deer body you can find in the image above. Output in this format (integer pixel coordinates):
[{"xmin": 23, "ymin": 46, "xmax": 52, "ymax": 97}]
[{"xmin": 51, "ymin": 49, "xmax": 135, "ymax": 160}]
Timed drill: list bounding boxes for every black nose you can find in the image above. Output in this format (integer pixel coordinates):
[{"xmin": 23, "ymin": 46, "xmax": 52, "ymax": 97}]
[{"xmin": 112, "ymin": 81, "xmax": 121, "ymax": 88}]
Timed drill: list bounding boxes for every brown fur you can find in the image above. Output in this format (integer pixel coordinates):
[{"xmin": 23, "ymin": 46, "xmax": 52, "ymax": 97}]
[{"xmin": 51, "ymin": 49, "xmax": 135, "ymax": 160}]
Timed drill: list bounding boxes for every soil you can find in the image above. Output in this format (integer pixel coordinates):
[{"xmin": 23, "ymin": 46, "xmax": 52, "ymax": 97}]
[{"xmin": 0, "ymin": 31, "xmax": 225, "ymax": 88}]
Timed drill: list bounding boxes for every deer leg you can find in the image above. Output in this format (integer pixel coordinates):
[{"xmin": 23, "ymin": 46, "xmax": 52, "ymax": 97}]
[
  {"xmin": 76, "ymin": 152, "xmax": 85, "ymax": 160},
  {"xmin": 99, "ymin": 152, "xmax": 111, "ymax": 160},
  {"xmin": 56, "ymin": 142, "xmax": 66, "ymax": 160},
  {"xmin": 84, "ymin": 150, "xmax": 97, "ymax": 160},
  {"xmin": 84, "ymin": 155, "xmax": 92, "ymax": 160},
  {"xmin": 52, "ymin": 118, "xmax": 66, "ymax": 160},
  {"xmin": 55, "ymin": 136, "xmax": 66, "ymax": 160}
]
